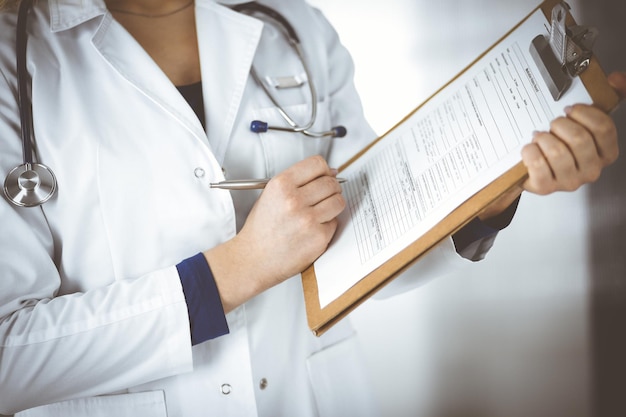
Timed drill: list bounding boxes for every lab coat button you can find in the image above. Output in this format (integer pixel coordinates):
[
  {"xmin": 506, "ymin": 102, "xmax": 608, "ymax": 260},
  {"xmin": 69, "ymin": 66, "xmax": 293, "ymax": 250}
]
[
  {"xmin": 221, "ymin": 383, "xmax": 232, "ymax": 395},
  {"xmin": 194, "ymin": 167, "xmax": 205, "ymax": 178},
  {"xmin": 259, "ymin": 378, "xmax": 268, "ymax": 390}
]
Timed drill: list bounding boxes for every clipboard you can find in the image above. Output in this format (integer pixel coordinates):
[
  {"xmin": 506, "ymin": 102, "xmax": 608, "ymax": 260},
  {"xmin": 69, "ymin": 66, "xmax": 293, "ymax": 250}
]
[{"xmin": 301, "ymin": 0, "xmax": 620, "ymax": 337}]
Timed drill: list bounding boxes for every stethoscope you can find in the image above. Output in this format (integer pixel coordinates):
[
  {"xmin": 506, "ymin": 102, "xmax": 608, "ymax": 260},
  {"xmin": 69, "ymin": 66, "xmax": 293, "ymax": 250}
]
[
  {"xmin": 233, "ymin": 2, "xmax": 347, "ymax": 139},
  {"xmin": 4, "ymin": 1, "xmax": 346, "ymax": 208},
  {"xmin": 4, "ymin": 0, "xmax": 57, "ymax": 208}
]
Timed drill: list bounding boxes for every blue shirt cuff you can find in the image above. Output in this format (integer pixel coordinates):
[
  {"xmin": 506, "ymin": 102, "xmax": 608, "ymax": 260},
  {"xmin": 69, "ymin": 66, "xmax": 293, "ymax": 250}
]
[{"xmin": 177, "ymin": 253, "xmax": 229, "ymax": 345}]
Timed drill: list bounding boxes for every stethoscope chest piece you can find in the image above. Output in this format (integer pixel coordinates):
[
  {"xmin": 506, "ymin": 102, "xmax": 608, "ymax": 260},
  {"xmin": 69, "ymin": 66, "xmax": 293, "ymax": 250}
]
[
  {"xmin": 4, "ymin": 162, "xmax": 56, "ymax": 207},
  {"xmin": 5, "ymin": 0, "xmax": 58, "ymax": 208}
]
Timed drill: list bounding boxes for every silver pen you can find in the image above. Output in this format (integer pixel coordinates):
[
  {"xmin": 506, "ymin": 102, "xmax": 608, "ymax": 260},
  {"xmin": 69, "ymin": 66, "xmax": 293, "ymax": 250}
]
[{"xmin": 210, "ymin": 177, "xmax": 347, "ymax": 190}]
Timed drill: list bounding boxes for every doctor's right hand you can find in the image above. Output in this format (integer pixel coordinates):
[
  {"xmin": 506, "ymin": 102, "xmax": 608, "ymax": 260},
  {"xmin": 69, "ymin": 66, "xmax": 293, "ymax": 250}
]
[{"xmin": 204, "ymin": 155, "xmax": 345, "ymax": 313}]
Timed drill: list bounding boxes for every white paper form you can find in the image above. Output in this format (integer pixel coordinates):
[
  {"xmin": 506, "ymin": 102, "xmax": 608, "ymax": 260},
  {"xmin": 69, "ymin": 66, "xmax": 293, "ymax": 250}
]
[{"xmin": 314, "ymin": 9, "xmax": 593, "ymax": 308}]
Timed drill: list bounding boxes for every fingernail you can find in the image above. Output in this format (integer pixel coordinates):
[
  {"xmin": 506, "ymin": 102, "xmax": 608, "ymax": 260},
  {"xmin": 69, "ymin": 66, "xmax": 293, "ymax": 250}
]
[
  {"xmin": 330, "ymin": 168, "xmax": 339, "ymax": 176},
  {"xmin": 564, "ymin": 105, "xmax": 573, "ymax": 115}
]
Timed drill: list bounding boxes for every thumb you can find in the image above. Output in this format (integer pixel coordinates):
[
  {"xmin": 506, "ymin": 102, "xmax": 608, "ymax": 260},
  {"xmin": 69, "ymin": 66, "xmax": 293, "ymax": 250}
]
[{"xmin": 607, "ymin": 71, "xmax": 626, "ymax": 99}]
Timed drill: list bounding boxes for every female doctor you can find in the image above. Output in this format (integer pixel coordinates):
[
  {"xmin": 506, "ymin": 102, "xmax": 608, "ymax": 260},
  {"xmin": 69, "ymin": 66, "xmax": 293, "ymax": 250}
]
[{"xmin": 0, "ymin": 0, "xmax": 623, "ymax": 416}]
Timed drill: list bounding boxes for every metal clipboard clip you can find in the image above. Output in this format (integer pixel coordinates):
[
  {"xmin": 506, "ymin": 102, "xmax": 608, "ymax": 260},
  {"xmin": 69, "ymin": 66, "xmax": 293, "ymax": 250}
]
[{"xmin": 529, "ymin": 1, "xmax": 598, "ymax": 100}]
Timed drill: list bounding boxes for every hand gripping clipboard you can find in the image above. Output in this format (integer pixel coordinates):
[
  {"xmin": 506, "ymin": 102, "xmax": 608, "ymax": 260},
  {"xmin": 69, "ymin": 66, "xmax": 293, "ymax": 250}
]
[{"xmin": 301, "ymin": 0, "xmax": 620, "ymax": 337}]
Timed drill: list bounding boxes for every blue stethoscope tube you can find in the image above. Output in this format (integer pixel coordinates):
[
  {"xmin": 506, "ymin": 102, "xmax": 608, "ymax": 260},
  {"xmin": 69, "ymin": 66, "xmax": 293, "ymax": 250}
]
[{"xmin": 233, "ymin": 2, "xmax": 347, "ymax": 138}]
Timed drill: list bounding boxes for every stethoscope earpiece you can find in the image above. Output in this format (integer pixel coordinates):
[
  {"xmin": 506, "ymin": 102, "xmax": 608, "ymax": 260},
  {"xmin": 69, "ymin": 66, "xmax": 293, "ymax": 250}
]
[
  {"xmin": 4, "ymin": 163, "xmax": 57, "ymax": 207},
  {"xmin": 250, "ymin": 120, "xmax": 269, "ymax": 133},
  {"xmin": 331, "ymin": 126, "xmax": 347, "ymax": 138}
]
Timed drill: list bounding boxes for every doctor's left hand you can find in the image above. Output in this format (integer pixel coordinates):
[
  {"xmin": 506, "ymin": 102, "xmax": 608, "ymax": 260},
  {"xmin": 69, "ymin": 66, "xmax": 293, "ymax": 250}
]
[
  {"xmin": 204, "ymin": 155, "xmax": 345, "ymax": 313},
  {"xmin": 479, "ymin": 71, "xmax": 624, "ymax": 220}
]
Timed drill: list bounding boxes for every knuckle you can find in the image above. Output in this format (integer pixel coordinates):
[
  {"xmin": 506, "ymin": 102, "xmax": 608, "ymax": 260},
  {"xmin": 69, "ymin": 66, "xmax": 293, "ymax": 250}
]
[
  {"xmin": 567, "ymin": 127, "xmax": 589, "ymax": 148},
  {"xmin": 563, "ymin": 178, "xmax": 581, "ymax": 192},
  {"xmin": 284, "ymin": 194, "xmax": 301, "ymax": 213},
  {"xmin": 597, "ymin": 119, "xmax": 617, "ymax": 140},
  {"xmin": 522, "ymin": 144, "xmax": 542, "ymax": 165},
  {"xmin": 584, "ymin": 166, "xmax": 602, "ymax": 183},
  {"xmin": 550, "ymin": 117, "xmax": 567, "ymax": 131},
  {"xmin": 299, "ymin": 210, "xmax": 317, "ymax": 229},
  {"xmin": 329, "ymin": 193, "xmax": 346, "ymax": 212},
  {"xmin": 328, "ymin": 177, "xmax": 344, "ymax": 194},
  {"xmin": 543, "ymin": 143, "xmax": 568, "ymax": 160},
  {"xmin": 269, "ymin": 174, "xmax": 289, "ymax": 191},
  {"xmin": 310, "ymin": 154, "xmax": 328, "ymax": 170},
  {"xmin": 321, "ymin": 175, "xmax": 335, "ymax": 188},
  {"xmin": 572, "ymin": 121, "xmax": 588, "ymax": 136}
]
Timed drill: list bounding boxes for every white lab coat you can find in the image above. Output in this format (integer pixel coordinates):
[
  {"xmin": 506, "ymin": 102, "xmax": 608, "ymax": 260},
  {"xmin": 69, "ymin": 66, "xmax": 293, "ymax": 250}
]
[{"xmin": 0, "ymin": 0, "xmax": 468, "ymax": 416}]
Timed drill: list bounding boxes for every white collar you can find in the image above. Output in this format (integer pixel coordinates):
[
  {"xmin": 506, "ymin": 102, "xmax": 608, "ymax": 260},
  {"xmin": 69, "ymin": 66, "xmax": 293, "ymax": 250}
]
[
  {"xmin": 48, "ymin": 0, "xmax": 108, "ymax": 32},
  {"xmin": 47, "ymin": 0, "xmax": 256, "ymax": 32}
]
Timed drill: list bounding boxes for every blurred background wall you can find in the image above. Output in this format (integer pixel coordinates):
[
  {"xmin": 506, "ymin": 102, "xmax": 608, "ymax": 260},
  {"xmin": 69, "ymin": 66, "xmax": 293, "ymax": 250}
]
[{"xmin": 307, "ymin": 0, "xmax": 626, "ymax": 416}]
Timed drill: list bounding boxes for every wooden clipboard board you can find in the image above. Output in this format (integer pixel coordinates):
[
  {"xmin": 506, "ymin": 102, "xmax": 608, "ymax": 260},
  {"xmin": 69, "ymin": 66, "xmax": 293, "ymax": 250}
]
[{"xmin": 302, "ymin": 0, "xmax": 620, "ymax": 337}]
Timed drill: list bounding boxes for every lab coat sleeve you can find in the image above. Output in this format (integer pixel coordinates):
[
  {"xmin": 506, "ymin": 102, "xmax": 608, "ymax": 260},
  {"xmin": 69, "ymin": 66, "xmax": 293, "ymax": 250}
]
[
  {"xmin": 373, "ymin": 238, "xmax": 471, "ymax": 300},
  {"xmin": 0, "ymin": 208, "xmax": 194, "ymax": 414},
  {"xmin": 380, "ymin": 194, "xmax": 520, "ymax": 297},
  {"xmin": 0, "ymin": 74, "xmax": 193, "ymax": 416}
]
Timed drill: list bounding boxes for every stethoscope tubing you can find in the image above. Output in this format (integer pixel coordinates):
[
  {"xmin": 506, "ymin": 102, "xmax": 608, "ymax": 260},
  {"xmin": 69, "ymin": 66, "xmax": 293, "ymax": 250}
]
[
  {"xmin": 249, "ymin": 43, "xmax": 319, "ymax": 133},
  {"xmin": 234, "ymin": 2, "xmax": 346, "ymax": 139},
  {"xmin": 4, "ymin": 0, "xmax": 58, "ymax": 207},
  {"xmin": 17, "ymin": 0, "xmax": 34, "ymax": 165}
]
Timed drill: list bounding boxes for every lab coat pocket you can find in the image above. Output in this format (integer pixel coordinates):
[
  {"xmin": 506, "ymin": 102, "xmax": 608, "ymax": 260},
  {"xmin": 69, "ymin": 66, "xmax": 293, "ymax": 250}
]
[
  {"xmin": 252, "ymin": 101, "xmax": 334, "ymax": 177},
  {"xmin": 306, "ymin": 335, "xmax": 379, "ymax": 417},
  {"xmin": 15, "ymin": 391, "xmax": 167, "ymax": 417}
]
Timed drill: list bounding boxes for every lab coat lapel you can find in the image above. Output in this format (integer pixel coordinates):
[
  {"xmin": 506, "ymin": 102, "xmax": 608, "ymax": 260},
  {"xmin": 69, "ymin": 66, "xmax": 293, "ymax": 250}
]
[
  {"xmin": 195, "ymin": 1, "xmax": 263, "ymax": 164},
  {"xmin": 83, "ymin": 2, "xmax": 262, "ymax": 164},
  {"xmin": 91, "ymin": 14, "xmax": 209, "ymax": 144}
]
